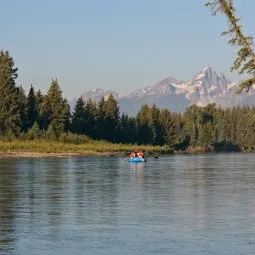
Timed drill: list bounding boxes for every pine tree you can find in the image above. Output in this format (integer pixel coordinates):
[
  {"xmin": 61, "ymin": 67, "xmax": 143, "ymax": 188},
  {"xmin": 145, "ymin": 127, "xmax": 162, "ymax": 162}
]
[
  {"xmin": 16, "ymin": 86, "xmax": 27, "ymax": 132},
  {"xmin": 84, "ymin": 98, "xmax": 97, "ymax": 138},
  {"xmin": 103, "ymin": 94, "xmax": 120, "ymax": 142},
  {"xmin": 117, "ymin": 113, "xmax": 133, "ymax": 143},
  {"xmin": 136, "ymin": 104, "xmax": 151, "ymax": 144},
  {"xmin": 41, "ymin": 79, "xmax": 70, "ymax": 137},
  {"xmin": 35, "ymin": 89, "xmax": 44, "ymax": 128},
  {"xmin": 72, "ymin": 96, "xmax": 85, "ymax": 134},
  {"xmin": 95, "ymin": 97, "xmax": 106, "ymax": 140},
  {"xmin": 206, "ymin": 0, "xmax": 255, "ymax": 93},
  {"xmin": 127, "ymin": 117, "xmax": 137, "ymax": 144},
  {"xmin": 0, "ymin": 50, "xmax": 21, "ymax": 135},
  {"xmin": 148, "ymin": 104, "xmax": 163, "ymax": 145},
  {"xmin": 183, "ymin": 105, "xmax": 200, "ymax": 145},
  {"xmin": 25, "ymin": 85, "xmax": 38, "ymax": 131},
  {"xmin": 159, "ymin": 109, "xmax": 176, "ymax": 147},
  {"xmin": 197, "ymin": 104, "xmax": 216, "ymax": 145},
  {"xmin": 62, "ymin": 98, "xmax": 71, "ymax": 132},
  {"xmin": 27, "ymin": 122, "xmax": 42, "ymax": 140}
]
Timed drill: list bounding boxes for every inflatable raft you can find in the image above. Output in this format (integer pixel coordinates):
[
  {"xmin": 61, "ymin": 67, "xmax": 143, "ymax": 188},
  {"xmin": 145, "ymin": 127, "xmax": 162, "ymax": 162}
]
[{"xmin": 128, "ymin": 157, "xmax": 146, "ymax": 163}]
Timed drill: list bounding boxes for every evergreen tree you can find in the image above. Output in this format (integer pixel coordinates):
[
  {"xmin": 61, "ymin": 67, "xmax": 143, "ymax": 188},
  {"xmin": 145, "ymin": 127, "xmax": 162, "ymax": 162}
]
[
  {"xmin": 197, "ymin": 104, "xmax": 216, "ymax": 145},
  {"xmin": 136, "ymin": 104, "xmax": 151, "ymax": 144},
  {"xmin": 148, "ymin": 104, "xmax": 163, "ymax": 145},
  {"xmin": 127, "ymin": 116, "xmax": 137, "ymax": 144},
  {"xmin": 173, "ymin": 113, "xmax": 189, "ymax": 150},
  {"xmin": 62, "ymin": 98, "xmax": 71, "ymax": 132},
  {"xmin": 206, "ymin": 0, "xmax": 255, "ymax": 92},
  {"xmin": 198, "ymin": 122, "xmax": 214, "ymax": 146},
  {"xmin": 0, "ymin": 50, "xmax": 20, "ymax": 135},
  {"xmin": 25, "ymin": 85, "xmax": 38, "ymax": 131},
  {"xmin": 95, "ymin": 97, "xmax": 106, "ymax": 139},
  {"xmin": 117, "ymin": 113, "xmax": 135, "ymax": 143},
  {"xmin": 72, "ymin": 96, "xmax": 85, "ymax": 134},
  {"xmin": 183, "ymin": 105, "xmax": 200, "ymax": 145},
  {"xmin": 35, "ymin": 89, "xmax": 44, "ymax": 128},
  {"xmin": 16, "ymin": 86, "xmax": 27, "ymax": 132},
  {"xmin": 41, "ymin": 79, "xmax": 70, "ymax": 137},
  {"xmin": 27, "ymin": 122, "xmax": 42, "ymax": 140},
  {"xmin": 103, "ymin": 94, "xmax": 119, "ymax": 142},
  {"xmin": 159, "ymin": 109, "xmax": 176, "ymax": 147},
  {"xmin": 84, "ymin": 98, "xmax": 98, "ymax": 138}
]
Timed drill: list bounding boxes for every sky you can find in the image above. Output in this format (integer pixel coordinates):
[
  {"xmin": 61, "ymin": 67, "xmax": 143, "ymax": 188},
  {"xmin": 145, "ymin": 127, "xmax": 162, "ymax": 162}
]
[{"xmin": 1, "ymin": 0, "xmax": 255, "ymax": 98}]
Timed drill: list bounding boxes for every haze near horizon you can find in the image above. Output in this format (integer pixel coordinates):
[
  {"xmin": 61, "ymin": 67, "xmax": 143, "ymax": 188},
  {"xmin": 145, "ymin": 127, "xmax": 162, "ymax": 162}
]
[{"xmin": 2, "ymin": 0, "xmax": 255, "ymax": 98}]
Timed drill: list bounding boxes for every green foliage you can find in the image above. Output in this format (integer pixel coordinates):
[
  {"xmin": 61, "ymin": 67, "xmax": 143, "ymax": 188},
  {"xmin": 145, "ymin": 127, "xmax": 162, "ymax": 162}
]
[
  {"xmin": 148, "ymin": 104, "xmax": 163, "ymax": 145},
  {"xmin": 183, "ymin": 105, "xmax": 200, "ymax": 145},
  {"xmin": 117, "ymin": 113, "xmax": 137, "ymax": 144},
  {"xmin": 35, "ymin": 89, "xmax": 44, "ymax": 128},
  {"xmin": 0, "ymin": 50, "xmax": 21, "ymax": 135},
  {"xmin": 46, "ymin": 122, "xmax": 57, "ymax": 140},
  {"xmin": 96, "ymin": 97, "xmax": 106, "ymax": 139},
  {"xmin": 25, "ymin": 85, "xmax": 39, "ymax": 131},
  {"xmin": 58, "ymin": 132, "xmax": 90, "ymax": 144},
  {"xmin": 205, "ymin": 0, "xmax": 255, "ymax": 93},
  {"xmin": 41, "ymin": 79, "xmax": 70, "ymax": 136},
  {"xmin": 27, "ymin": 122, "xmax": 42, "ymax": 140},
  {"xmin": 72, "ymin": 96, "xmax": 86, "ymax": 134},
  {"xmin": 16, "ymin": 86, "xmax": 27, "ymax": 132},
  {"xmin": 103, "ymin": 94, "xmax": 120, "ymax": 142},
  {"xmin": 136, "ymin": 104, "xmax": 152, "ymax": 144},
  {"xmin": 84, "ymin": 98, "xmax": 98, "ymax": 138}
]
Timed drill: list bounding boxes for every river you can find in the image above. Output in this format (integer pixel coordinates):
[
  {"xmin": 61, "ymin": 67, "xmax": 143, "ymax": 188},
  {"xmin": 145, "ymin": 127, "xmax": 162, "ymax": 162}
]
[{"xmin": 1, "ymin": 153, "xmax": 255, "ymax": 255}]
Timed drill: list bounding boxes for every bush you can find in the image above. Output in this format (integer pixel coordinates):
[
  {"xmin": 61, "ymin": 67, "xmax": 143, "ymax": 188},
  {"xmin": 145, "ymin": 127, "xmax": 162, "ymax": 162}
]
[
  {"xmin": 0, "ymin": 130, "xmax": 16, "ymax": 141},
  {"xmin": 58, "ymin": 132, "xmax": 90, "ymax": 144},
  {"xmin": 27, "ymin": 122, "xmax": 42, "ymax": 140}
]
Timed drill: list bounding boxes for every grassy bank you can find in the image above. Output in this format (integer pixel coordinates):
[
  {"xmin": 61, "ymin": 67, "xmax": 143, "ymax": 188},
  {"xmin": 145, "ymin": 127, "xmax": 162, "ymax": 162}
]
[{"xmin": 0, "ymin": 139, "xmax": 172, "ymax": 158}]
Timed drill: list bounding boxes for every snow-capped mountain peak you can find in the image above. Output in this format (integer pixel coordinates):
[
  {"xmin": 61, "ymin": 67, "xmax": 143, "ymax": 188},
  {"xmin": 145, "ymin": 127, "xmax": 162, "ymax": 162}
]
[
  {"xmin": 71, "ymin": 66, "xmax": 255, "ymax": 116},
  {"xmin": 80, "ymin": 88, "xmax": 120, "ymax": 101}
]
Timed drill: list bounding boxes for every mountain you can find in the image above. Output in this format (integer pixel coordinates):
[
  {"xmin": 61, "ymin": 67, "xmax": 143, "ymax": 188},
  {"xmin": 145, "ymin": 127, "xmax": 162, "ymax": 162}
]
[
  {"xmin": 80, "ymin": 88, "xmax": 120, "ymax": 102},
  {"xmin": 71, "ymin": 67, "xmax": 255, "ymax": 116}
]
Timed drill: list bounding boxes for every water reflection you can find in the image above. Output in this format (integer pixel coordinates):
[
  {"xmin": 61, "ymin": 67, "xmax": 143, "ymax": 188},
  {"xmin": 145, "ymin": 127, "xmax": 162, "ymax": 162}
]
[
  {"xmin": 128, "ymin": 162, "xmax": 144, "ymax": 179},
  {"xmin": 0, "ymin": 160, "xmax": 16, "ymax": 253},
  {"xmin": 0, "ymin": 154, "xmax": 255, "ymax": 255}
]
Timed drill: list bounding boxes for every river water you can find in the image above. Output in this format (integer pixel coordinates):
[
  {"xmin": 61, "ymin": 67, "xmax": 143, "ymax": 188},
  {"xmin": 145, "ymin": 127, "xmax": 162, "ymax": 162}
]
[{"xmin": 1, "ymin": 153, "xmax": 255, "ymax": 255}]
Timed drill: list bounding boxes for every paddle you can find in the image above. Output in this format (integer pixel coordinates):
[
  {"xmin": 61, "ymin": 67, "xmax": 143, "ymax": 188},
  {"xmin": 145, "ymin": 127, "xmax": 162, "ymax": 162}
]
[{"xmin": 120, "ymin": 157, "xmax": 129, "ymax": 161}]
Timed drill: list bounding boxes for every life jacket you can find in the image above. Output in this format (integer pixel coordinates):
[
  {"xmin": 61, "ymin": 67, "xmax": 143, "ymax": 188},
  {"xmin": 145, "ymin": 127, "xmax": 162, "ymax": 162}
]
[{"xmin": 130, "ymin": 152, "xmax": 135, "ymax": 158}]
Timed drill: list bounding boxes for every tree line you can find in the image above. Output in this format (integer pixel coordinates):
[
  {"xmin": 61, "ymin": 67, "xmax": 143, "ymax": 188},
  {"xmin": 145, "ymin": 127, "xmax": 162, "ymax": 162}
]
[{"xmin": 1, "ymin": 50, "xmax": 255, "ymax": 149}]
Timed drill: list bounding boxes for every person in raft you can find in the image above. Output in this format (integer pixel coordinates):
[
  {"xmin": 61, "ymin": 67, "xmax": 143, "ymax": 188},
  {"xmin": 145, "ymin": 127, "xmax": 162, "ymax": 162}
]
[
  {"xmin": 138, "ymin": 151, "xmax": 144, "ymax": 158},
  {"xmin": 130, "ymin": 151, "xmax": 144, "ymax": 158},
  {"xmin": 130, "ymin": 152, "xmax": 135, "ymax": 158}
]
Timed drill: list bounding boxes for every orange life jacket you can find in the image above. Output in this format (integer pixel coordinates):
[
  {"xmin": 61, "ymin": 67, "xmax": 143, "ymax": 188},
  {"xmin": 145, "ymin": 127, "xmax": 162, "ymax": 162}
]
[
  {"xmin": 138, "ymin": 151, "xmax": 143, "ymax": 157},
  {"xmin": 130, "ymin": 152, "xmax": 135, "ymax": 158}
]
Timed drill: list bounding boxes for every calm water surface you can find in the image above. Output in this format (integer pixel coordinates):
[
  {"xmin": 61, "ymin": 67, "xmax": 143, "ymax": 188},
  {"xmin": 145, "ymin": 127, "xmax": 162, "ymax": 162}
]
[{"xmin": 1, "ymin": 153, "xmax": 255, "ymax": 255}]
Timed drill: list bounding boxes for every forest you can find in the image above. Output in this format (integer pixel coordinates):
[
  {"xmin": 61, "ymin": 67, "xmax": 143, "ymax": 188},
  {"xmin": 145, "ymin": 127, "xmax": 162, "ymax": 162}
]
[{"xmin": 1, "ymin": 50, "xmax": 255, "ymax": 152}]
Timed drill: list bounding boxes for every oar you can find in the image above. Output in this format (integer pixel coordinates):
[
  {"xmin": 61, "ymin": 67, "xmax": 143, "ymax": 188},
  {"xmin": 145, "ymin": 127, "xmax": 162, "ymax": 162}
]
[{"xmin": 120, "ymin": 157, "xmax": 129, "ymax": 161}]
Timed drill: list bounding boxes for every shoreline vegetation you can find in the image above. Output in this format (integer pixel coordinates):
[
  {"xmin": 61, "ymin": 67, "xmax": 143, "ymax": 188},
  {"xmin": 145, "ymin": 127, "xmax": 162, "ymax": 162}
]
[
  {"xmin": 0, "ymin": 139, "xmax": 254, "ymax": 159},
  {"xmin": 0, "ymin": 139, "xmax": 171, "ymax": 158}
]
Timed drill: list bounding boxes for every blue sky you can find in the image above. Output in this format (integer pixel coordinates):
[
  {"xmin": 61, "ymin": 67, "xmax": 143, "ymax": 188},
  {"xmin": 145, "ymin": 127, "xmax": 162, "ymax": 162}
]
[{"xmin": 1, "ymin": 0, "xmax": 255, "ymax": 98}]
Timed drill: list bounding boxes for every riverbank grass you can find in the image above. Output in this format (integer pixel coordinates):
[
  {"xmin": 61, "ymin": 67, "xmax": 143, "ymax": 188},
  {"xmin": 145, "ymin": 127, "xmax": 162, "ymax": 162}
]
[{"xmin": 0, "ymin": 139, "xmax": 171, "ymax": 157}]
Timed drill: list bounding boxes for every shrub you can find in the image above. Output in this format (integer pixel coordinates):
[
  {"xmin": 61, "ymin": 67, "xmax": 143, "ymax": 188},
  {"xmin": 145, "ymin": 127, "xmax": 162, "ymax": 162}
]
[
  {"xmin": 58, "ymin": 132, "xmax": 90, "ymax": 144},
  {"xmin": 27, "ymin": 122, "xmax": 42, "ymax": 140}
]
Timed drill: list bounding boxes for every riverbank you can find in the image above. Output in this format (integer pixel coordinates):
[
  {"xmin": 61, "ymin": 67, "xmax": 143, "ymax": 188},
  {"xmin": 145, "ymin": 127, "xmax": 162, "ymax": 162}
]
[
  {"xmin": 1, "ymin": 140, "xmax": 253, "ymax": 159},
  {"xmin": 0, "ymin": 140, "xmax": 171, "ymax": 158},
  {"xmin": 180, "ymin": 144, "xmax": 255, "ymax": 153}
]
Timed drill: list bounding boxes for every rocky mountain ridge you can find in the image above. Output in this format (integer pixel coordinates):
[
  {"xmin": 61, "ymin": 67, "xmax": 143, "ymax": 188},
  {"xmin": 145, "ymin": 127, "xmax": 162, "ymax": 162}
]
[{"xmin": 72, "ymin": 67, "xmax": 255, "ymax": 115}]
